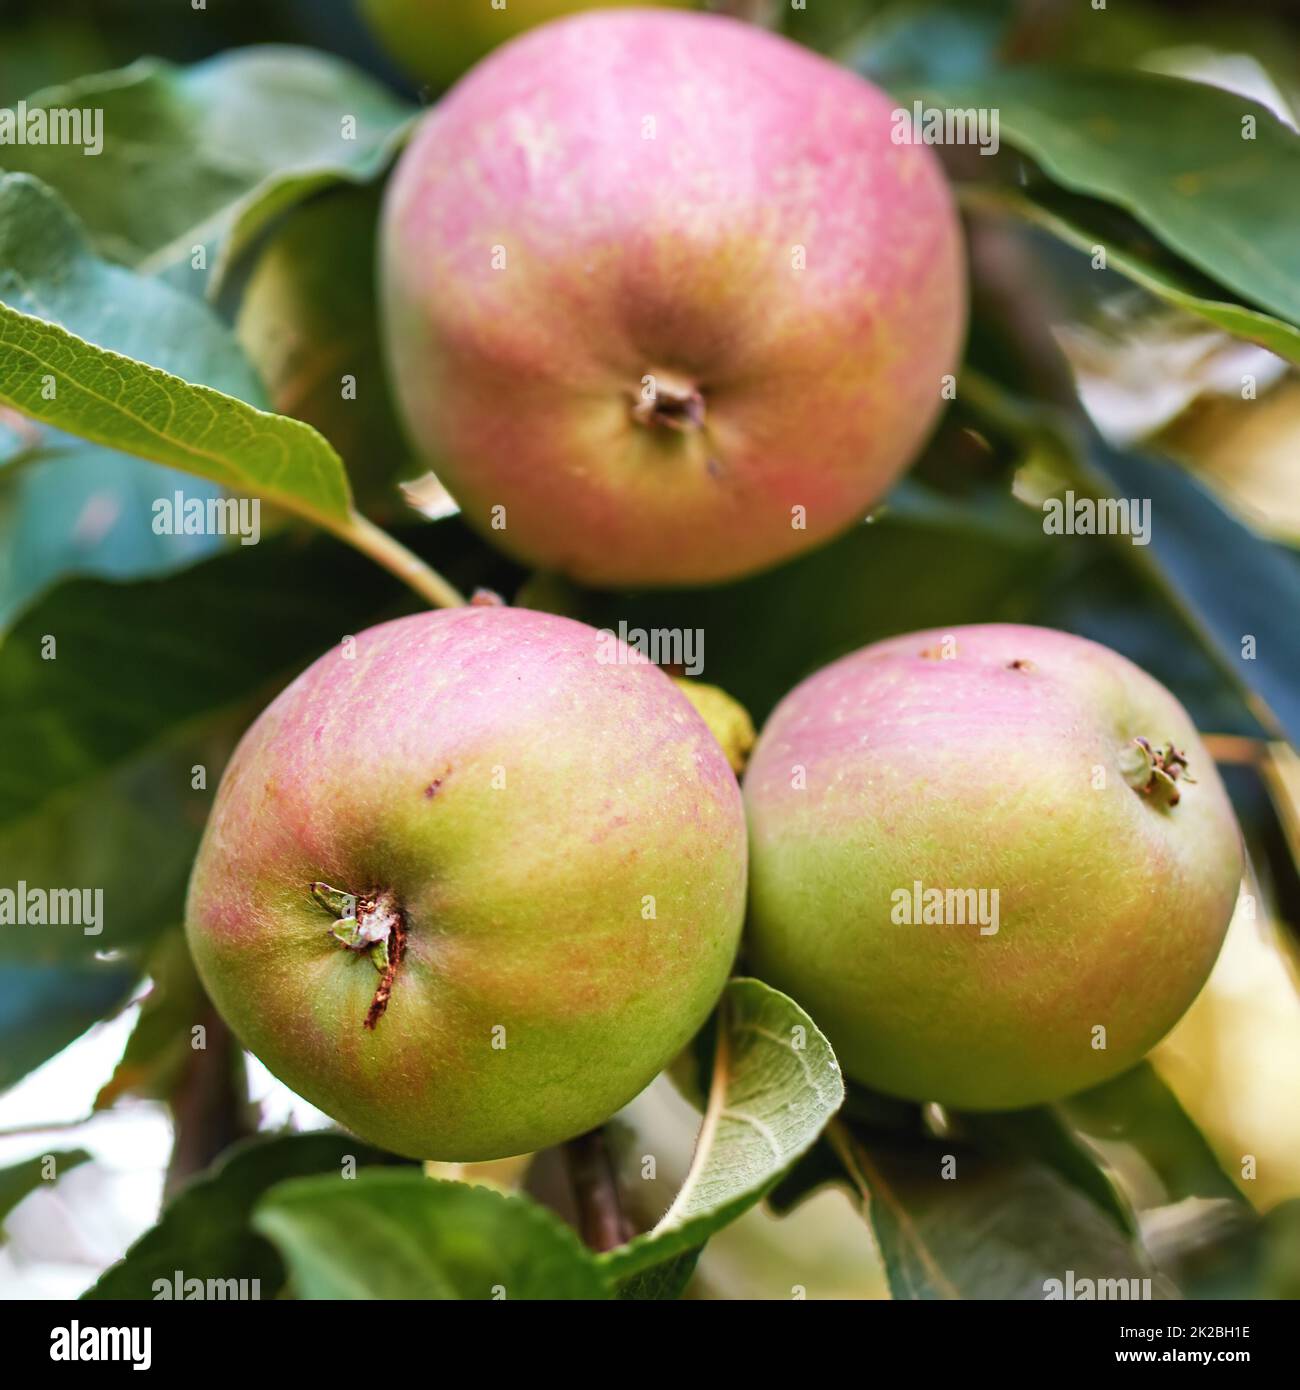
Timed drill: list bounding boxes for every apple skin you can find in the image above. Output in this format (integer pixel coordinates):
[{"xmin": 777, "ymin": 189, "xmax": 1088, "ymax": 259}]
[
  {"xmin": 359, "ymin": 0, "xmax": 690, "ymax": 88},
  {"xmin": 185, "ymin": 606, "xmax": 746, "ymax": 1160},
  {"xmin": 379, "ymin": 9, "xmax": 965, "ymax": 587},
  {"xmin": 743, "ymin": 624, "xmax": 1242, "ymax": 1110}
]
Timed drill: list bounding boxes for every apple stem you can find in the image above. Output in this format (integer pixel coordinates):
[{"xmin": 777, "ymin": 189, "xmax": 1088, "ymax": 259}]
[
  {"xmin": 323, "ymin": 509, "xmax": 467, "ymax": 609},
  {"xmin": 631, "ymin": 374, "xmax": 706, "ymax": 434},
  {"xmin": 563, "ymin": 1127, "xmax": 634, "ymax": 1253}
]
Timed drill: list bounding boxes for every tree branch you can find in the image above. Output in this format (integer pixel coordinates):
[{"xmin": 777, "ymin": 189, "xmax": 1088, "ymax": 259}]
[{"xmin": 563, "ymin": 1127, "xmax": 634, "ymax": 1253}]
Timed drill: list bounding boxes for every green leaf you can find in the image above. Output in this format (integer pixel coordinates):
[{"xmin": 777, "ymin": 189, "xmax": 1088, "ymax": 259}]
[
  {"xmin": 1060, "ymin": 1066, "xmax": 1273, "ymax": 1299},
  {"xmin": 966, "ymin": 184, "xmax": 1300, "ymax": 363},
  {"xmin": 956, "ymin": 1107, "xmax": 1138, "ymax": 1237},
  {"xmin": 254, "ymin": 1171, "xmax": 611, "ymax": 1300},
  {"xmin": 1062, "ymin": 1062, "xmax": 1245, "ymax": 1208},
  {"xmin": 0, "ymin": 701, "xmax": 227, "ymax": 1092},
  {"xmin": 0, "ymin": 174, "xmax": 266, "ymax": 625},
  {"xmin": 3, "ymin": 49, "xmax": 415, "ymax": 290},
  {"xmin": 1258, "ymin": 1200, "xmax": 1300, "ymax": 1299},
  {"xmin": 1079, "ymin": 436, "xmax": 1300, "ymax": 747},
  {"xmin": 961, "ymin": 371, "xmax": 1298, "ymax": 747},
  {"xmin": 0, "ymin": 295, "xmax": 353, "ymax": 530},
  {"xmin": 85, "ymin": 1133, "xmax": 410, "ymax": 1300},
  {"xmin": 599, "ymin": 979, "xmax": 844, "ymax": 1287},
  {"xmin": 930, "ymin": 68, "xmax": 1300, "ymax": 327},
  {"xmin": 0, "ymin": 525, "xmax": 453, "ymax": 851},
  {"xmin": 0, "ymin": 176, "xmax": 263, "ymax": 401},
  {"xmin": 0, "ymin": 964, "xmax": 138, "ymax": 1091},
  {"xmin": 614, "ymin": 1249, "xmax": 702, "ymax": 1302},
  {"xmin": 0, "ymin": 1149, "xmax": 91, "ymax": 1239},
  {"xmin": 0, "ymin": 534, "xmax": 397, "ymax": 908},
  {"xmin": 1027, "ymin": 524, "xmax": 1266, "ymax": 741},
  {"xmin": 831, "ymin": 1124, "xmax": 1159, "ymax": 1300}
]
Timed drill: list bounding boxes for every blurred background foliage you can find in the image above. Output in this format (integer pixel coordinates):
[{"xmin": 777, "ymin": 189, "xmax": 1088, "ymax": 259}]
[{"xmin": 0, "ymin": 0, "xmax": 1297, "ymax": 1300}]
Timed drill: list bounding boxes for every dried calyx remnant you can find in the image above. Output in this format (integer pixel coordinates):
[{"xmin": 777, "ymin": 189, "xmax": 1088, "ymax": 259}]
[
  {"xmin": 1121, "ymin": 738, "xmax": 1196, "ymax": 807},
  {"xmin": 312, "ymin": 881, "xmax": 407, "ymax": 1029},
  {"xmin": 631, "ymin": 374, "xmax": 706, "ymax": 433}
]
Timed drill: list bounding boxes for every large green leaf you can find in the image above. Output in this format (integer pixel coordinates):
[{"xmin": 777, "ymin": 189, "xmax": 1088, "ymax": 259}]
[
  {"xmin": 1062, "ymin": 1063, "xmax": 1245, "ymax": 1209},
  {"xmin": 1080, "ymin": 436, "xmax": 1300, "ymax": 747},
  {"xmin": 0, "ymin": 964, "xmax": 138, "ymax": 1092},
  {"xmin": 831, "ymin": 1123, "xmax": 1160, "ymax": 1300},
  {"xmin": 599, "ymin": 979, "xmax": 844, "ymax": 1289},
  {"xmin": 965, "ymin": 184, "xmax": 1300, "ymax": 363},
  {"xmin": 2, "ymin": 48, "xmax": 415, "ymax": 291},
  {"xmin": 931, "ymin": 68, "xmax": 1300, "ymax": 327},
  {"xmin": 255, "ymin": 1171, "xmax": 611, "ymax": 1300},
  {"xmin": 1026, "ymin": 522, "xmax": 1266, "ymax": 741},
  {"xmin": 0, "ymin": 174, "xmax": 266, "ymax": 625},
  {"xmin": 1062, "ymin": 1064, "xmax": 1259, "ymax": 1299},
  {"xmin": 0, "ymin": 537, "xmax": 393, "ymax": 863},
  {"xmin": 956, "ymin": 1108, "xmax": 1138, "ymax": 1237},
  {"xmin": 962, "ymin": 372, "xmax": 1298, "ymax": 746},
  {"xmin": 0, "ymin": 296, "xmax": 352, "ymax": 530},
  {"xmin": 84, "ymin": 1133, "xmax": 408, "ymax": 1300}
]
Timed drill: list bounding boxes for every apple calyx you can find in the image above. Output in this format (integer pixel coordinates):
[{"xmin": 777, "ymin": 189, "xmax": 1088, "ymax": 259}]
[
  {"xmin": 311, "ymin": 881, "xmax": 408, "ymax": 1029},
  {"xmin": 631, "ymin": 372, "xmax": 706, "ymax": 433},
  {"xmin": 1120, "ymin": 737, "xmax": 1196, "ymax": 807}
]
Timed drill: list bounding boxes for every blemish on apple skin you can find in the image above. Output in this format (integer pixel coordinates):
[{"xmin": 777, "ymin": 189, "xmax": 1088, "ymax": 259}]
[
  {"xmin": 1008, "ymin": 659, "xmax": 1035, "ymax": 671},
  {"xmin": 424, "ymin": 765, "xmax": 453, "ymax": 798}
]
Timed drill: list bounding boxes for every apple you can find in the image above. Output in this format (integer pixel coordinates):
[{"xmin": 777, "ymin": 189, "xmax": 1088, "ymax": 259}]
[
  {"xmin": 743, "ymin": 623, "xmax": 1243, "ymax": 1110},
  {"xmin": 379, "ymin": 9, "xmax": 965, "ymax": 586},
  {"xmin": 358, "ymin": 0, "xmax": 691, "ymax": 89},
  {"xmin": 185, "ymin": 606, "xmax": 746, "ymax": 1160}
]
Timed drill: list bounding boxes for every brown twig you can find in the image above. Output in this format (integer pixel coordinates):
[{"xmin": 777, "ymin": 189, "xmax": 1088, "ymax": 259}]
[
  {"xmin": 164, "ymin": 1007, "xmax": 254, "ymax": 1197},
  {"xmin": 562, "ymin": 1127, "xmax": 634, "ymax": 1253}
]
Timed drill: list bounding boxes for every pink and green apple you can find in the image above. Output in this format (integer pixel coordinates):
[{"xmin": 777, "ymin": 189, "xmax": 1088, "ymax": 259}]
[
  {"xmin": 185, "ymin": 606, "xmax": 746, "ymax": 1160},
  {"xmin": 379, "ymin": 8, "xmax": 966, "ymax": 586},
  {"xmin": 744, "ymin": 624, "xmax": 1243, "ymax": 1110}
]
